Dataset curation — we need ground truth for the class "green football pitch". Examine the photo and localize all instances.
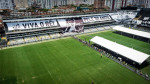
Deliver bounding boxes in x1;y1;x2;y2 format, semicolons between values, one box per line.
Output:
0;31;150;84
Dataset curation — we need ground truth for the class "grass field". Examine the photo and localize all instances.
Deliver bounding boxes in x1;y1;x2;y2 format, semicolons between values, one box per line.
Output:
0;32;150;84
77;31;150;76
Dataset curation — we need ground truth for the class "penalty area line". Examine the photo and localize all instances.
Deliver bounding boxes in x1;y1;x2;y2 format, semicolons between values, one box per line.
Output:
48;71;54;81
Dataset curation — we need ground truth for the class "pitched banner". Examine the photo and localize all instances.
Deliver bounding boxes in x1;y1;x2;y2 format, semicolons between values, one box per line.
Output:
6;19;58;31
57;17;84;33
82;14;112;23
110;11;137;22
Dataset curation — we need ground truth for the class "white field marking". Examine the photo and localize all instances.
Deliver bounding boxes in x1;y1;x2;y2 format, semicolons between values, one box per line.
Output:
16;73;49;84
48;71;52;77
35;73;48;78
48;70;56;83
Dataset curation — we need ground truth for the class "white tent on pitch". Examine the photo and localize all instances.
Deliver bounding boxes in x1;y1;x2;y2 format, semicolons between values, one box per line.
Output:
90;36;150;65
113;26;150;39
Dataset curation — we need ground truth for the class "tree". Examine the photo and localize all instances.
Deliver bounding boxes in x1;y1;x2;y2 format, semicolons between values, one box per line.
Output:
54;6;58;9
38;8;49;12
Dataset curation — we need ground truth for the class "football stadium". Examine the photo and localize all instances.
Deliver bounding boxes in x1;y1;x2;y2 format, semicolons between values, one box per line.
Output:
0;9;150;84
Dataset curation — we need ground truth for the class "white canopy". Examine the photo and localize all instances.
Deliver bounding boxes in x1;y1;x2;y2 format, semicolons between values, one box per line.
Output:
90;36;149;64
113;26;150;39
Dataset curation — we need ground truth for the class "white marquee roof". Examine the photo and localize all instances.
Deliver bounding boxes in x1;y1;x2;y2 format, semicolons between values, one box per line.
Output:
113;26;150;39
90;36;149;64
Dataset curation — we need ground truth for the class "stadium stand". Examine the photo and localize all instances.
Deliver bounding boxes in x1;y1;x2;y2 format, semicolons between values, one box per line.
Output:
0;10;140;47
134;8;150;31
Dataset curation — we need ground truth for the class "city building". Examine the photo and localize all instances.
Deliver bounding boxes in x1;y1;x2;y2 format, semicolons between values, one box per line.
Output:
1;0;149;11
0;0;14;10
33;0;52;9
105;0;128;11
94;0;105;9
56;0;67;6
82;0;94;5
28;0;33;7
34;0;68;9
14;0;29;10
130;0;150;8
65;0;94;6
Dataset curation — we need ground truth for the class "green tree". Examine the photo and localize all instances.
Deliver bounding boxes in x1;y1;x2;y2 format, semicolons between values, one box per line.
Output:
54;6;58;9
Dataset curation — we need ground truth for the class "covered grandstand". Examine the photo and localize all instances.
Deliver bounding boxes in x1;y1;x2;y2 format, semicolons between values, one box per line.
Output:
0;10;138;46
3;13;116;46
